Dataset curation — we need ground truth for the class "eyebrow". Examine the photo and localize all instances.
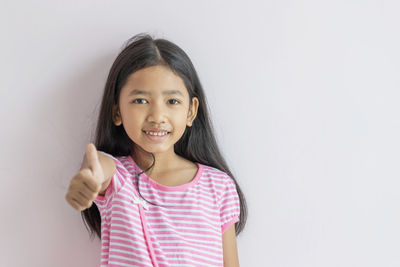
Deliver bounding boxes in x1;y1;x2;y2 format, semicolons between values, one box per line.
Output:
128;89;184;97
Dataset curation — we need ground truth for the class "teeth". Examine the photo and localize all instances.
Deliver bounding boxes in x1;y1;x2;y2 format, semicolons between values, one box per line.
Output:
145;131;169;136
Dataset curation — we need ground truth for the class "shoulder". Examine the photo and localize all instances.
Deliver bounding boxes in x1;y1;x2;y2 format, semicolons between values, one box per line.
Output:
94;152;136;207
98;151;127;164
199;164;241;229
200;164;234;183
198;164;237;196
98;151;134;176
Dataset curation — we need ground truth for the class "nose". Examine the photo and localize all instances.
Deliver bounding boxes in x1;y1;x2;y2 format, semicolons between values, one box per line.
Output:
146;102;167;124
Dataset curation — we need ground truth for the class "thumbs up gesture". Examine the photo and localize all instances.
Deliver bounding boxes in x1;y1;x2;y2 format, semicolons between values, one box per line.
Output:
65;143;105;211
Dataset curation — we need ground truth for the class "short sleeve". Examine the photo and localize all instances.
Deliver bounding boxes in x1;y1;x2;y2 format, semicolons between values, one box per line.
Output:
93;151;130;209
219;175;241;234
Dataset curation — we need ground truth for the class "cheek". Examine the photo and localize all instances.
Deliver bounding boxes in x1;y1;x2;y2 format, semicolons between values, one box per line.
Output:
174;118;190;137
174;112;189;125
120;112;141;131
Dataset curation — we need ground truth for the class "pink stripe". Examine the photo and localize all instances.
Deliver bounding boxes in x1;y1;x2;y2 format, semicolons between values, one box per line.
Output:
108;254;151;267
146;210;219;218
139;205;159;267
151;228;218;236
138;192;219;207
151;231;220;242
109;225;146;237
221;216;239;233
162;247;223;262
158;241;221;253
109;244;148;257
108;237;148;251
167;253;222;266
155;235;221;248
147;219;217;229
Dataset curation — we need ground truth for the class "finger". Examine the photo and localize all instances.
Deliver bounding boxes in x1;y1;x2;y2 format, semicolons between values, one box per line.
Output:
86;143;104;183
78;169;101;193
71;199;85;211
65;194;87;211
66;198;80;210
71;192;92;210
78;186;98;201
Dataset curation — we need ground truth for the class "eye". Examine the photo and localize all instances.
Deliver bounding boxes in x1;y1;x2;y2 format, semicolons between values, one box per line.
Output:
132;99;148;104
168;99;180;105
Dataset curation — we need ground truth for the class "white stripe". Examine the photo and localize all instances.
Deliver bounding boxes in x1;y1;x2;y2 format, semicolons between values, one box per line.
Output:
109;222;147;240
108;235;164;254
220;205;240;215
108;243;151;259
158;239;221;253
150;223;219;235
149;221;220;232
108;252;152;266
151;229;221;240
153;233;221;247
146;215;219;229
163;249;222;266
157;242;221;258
137;185;217;199
143;201;219;214
146;216;219;228
105;209;142;225
107;229;146;245
137;191;218;206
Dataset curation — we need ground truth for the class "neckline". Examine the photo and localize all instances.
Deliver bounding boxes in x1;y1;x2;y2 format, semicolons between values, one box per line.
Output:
127;155;203;192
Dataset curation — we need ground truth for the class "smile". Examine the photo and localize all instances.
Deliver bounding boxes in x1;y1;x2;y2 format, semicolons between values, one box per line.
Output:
144;131;170;136
142;130;170;143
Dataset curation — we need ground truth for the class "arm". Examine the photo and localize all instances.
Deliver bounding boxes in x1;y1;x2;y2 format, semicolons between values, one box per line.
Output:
222;224;240;267
96;152;116;196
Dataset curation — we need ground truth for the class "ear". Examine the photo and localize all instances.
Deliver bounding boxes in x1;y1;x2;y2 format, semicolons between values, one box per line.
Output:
112;104;122;126
187;97;199;127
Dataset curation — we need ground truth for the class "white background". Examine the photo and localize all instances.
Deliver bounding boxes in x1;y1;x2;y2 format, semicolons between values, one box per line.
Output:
1;0;399;266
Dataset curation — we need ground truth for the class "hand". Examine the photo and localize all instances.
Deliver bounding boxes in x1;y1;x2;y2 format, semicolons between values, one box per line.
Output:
65;143;105;211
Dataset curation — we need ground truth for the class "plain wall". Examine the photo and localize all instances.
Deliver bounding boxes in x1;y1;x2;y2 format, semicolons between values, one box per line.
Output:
1;0;399;266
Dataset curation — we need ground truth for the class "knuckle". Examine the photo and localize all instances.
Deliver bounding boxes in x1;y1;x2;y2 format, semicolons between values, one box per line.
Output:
70;177;80;186
76;169;89;180
95;184;102;192
91;192;98;200
68;184;79;194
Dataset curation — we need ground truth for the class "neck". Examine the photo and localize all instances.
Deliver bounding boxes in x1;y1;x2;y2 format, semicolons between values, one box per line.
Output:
131;145;179;175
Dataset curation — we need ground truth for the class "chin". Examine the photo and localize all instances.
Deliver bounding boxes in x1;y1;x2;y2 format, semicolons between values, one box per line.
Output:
135;144;171;155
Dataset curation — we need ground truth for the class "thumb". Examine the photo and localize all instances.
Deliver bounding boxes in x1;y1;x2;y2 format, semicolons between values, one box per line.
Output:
86;143;105;183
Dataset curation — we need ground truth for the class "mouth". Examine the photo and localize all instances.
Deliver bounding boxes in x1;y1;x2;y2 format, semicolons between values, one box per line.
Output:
142;130;171;142
142;130;171;136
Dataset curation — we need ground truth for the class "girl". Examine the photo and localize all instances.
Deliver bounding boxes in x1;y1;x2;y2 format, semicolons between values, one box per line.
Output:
65;33;247;267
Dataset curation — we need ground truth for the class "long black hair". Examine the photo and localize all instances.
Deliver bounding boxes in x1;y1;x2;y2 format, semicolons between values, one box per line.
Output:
82;33;247;239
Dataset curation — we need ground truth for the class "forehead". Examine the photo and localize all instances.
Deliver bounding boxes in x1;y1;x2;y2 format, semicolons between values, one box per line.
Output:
121;65;188;97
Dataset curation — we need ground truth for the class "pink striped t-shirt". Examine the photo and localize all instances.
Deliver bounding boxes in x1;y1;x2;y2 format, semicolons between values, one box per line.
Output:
93;152;241;267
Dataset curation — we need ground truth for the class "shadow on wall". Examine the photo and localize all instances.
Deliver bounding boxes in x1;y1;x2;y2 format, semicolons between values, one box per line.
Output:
42;52;118;190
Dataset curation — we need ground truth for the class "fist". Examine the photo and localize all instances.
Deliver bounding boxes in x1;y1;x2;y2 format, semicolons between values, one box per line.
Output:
65;143;105;211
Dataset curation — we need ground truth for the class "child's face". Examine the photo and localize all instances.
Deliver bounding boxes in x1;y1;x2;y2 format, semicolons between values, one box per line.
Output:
113;65;199;155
